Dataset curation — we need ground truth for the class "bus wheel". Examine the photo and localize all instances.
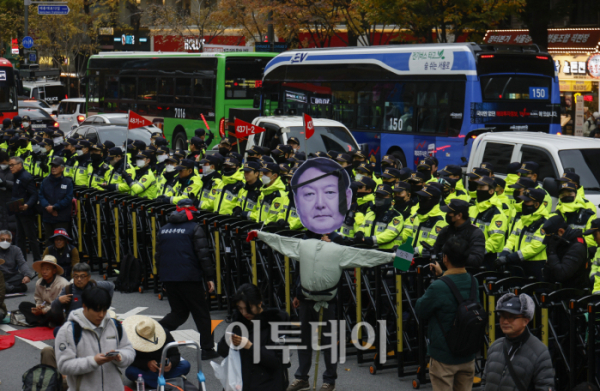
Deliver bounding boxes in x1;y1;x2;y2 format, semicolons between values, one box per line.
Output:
173;131;188;150
388;148;407;168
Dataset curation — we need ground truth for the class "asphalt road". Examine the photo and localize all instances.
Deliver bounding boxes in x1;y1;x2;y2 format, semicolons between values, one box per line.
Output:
0;253;421;391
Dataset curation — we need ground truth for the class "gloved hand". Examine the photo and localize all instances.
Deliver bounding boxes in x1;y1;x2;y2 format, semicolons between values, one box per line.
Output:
544;235;560;254
506;251;520;264
499;250;511;258
494;256;508;268
354;231;365;244
106;184;117;192
419;247;432;260
232;206;242;217
276;219;290;229
363;236;374;247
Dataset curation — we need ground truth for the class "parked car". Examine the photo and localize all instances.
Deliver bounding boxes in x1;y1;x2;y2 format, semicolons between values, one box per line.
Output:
70;124;153;148
18;98;53;115
54;98;86;133
467;132;600;209
18;107;58;130
79;113;129;127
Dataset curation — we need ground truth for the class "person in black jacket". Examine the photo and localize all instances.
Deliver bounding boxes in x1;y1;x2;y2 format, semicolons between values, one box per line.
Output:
433;199;485;268
218;283;290;391
10;155;42;262
0;151;16;235
39;157;73;245
541;215;589;289
124;315;190;389
156;199;218;360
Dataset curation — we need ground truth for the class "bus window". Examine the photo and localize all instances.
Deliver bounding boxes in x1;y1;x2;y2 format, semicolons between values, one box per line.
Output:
158;78;174;104
138;78;157;101
120;77;136;100
175;78;192;105
482;142;514;174
106;76;119;99
193;78;213;107
384;82;415;132
481;76;551;100
415;82;464;135
225;57;270;99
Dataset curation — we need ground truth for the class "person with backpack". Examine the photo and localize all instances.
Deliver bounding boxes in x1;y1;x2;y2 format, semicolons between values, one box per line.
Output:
484;293;555;391
55;286;134;390
415;236;485;391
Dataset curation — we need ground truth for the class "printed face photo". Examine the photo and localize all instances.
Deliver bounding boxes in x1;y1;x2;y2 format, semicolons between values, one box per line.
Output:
295;164;352;234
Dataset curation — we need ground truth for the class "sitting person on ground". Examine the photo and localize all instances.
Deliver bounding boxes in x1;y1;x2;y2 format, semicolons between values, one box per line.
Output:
56;286;135;390
0;229;36;293
50;262;114;327
484;293;555;390
42;229;79;279
124;315;191;389
19;255;69;326
217;283;290;391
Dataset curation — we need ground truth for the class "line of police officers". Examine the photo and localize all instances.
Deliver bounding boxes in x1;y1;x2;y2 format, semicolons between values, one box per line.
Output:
3;116;600;294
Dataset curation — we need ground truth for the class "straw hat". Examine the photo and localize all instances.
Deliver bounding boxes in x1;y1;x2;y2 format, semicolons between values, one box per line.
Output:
123;315;166;353
32;255;64;276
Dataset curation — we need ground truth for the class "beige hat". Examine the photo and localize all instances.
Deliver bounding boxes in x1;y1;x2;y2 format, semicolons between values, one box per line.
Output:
123;315;167;352
0;259;4;265
32;255;64;276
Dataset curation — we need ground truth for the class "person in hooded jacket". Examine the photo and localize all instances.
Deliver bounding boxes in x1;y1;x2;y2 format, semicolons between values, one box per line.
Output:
249;163;287;224
405;184;448;255
556;171;597;215
355;184;404;250
0;151;16;234
551;181;596;249
493;177;513;222
211;156;244;215
155;155;179;198
541;215;589;289
125;150;157;199
338;177;376;239
165;158;203;205
198;153;223;210
217;283;290;391
392;181;416;219
233;161;263;219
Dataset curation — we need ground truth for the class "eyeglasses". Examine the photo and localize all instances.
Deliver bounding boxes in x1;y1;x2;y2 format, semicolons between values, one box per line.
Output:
73;274;90;280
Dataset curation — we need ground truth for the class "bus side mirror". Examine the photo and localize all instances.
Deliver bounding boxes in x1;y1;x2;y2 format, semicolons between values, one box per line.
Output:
253;94;260;109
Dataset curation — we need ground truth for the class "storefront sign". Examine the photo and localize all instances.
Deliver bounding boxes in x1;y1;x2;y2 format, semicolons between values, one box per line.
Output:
559;80;593;92
574;95;584;136
484;28;600;52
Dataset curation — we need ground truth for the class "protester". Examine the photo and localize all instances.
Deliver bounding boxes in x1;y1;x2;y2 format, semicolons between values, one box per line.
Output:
124;315;190;388
484;293;555;390
56;286;135;390
18;255;69;326
415;237;477;391
0;229;35;293
0;258;6;318
42;229;79;279
156;199;218;360
0;150;16;234
38;157;73;245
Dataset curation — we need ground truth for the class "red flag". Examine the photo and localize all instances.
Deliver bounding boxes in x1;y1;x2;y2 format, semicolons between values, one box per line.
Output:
235;118;265;138
304;113;314;140
127;111;153;130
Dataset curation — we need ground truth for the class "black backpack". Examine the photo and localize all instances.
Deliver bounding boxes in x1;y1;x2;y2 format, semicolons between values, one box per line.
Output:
22;364;61;391
435;275;487;357
114;254;142;293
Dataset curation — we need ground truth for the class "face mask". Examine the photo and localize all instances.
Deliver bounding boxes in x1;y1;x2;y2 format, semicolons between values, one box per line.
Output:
418;171;432;182
410;183;423;194
22;122;30;128
32;145;40;153
76;150;84;156
19;140;27;148
560;196;575;204
352;161;362;169
40;149;48;155
394;197;408;209
476;190;493;203
53;137;63;145
157;154;168;163
203;166;214;175
445;213;455;225
521;204;537;216
355;174;364;182
468;180;478;191
357;191;369;199
223;168;236;176
261;175;271;185
374;197;392;211
91;154;102;163
165;164;176;173
0;241;10;250
218;147;229;156
136;159;146;168
417;196;437;214
0;164;7;170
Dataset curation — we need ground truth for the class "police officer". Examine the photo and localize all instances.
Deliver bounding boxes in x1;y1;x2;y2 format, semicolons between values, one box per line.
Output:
51;129;66;157
494;177;513;221
155;155;179;199
123;150;157;199
351;150;367;175
438;176;469;204
246;146;263;163
335;153;354;182
217;138;233;157
541;215;588;289
381;167;402;186
406;171;428;205
35;139;53;177
155;146;170;177
249;162;286;224
339;177;376;239
198;154;223;210
433;199;485;268
405;185;448;256
416;158;437;183
277;166;304;230
100;147;133;193
392;181;415;219
21;115;33;137
72;140;92;187
154;137;168;149
355;184;404;250
556;171;597;214
127;140;146;163
355;162;381;186
233;161;263;219
210;157;244;215
6;136;19;157
470;176;509;268
2;118;12;131
381;154;401;170
287;136;300;153
504;162;522;203
194;128;214;147
16;135;33;173
187;137;204;162
62;138;78;178
439;164;466;194
552;181;596;248
12;116;22;131
30;137;45;177
585;219;600;291
167;159;203;205
271;144;294;165
506;177;536;237
517;161;552;213
497;188;549;281
88;144;111;190
466;167;492;200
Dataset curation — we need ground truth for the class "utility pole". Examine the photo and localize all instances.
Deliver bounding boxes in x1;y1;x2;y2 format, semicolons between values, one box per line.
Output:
267;11;274;51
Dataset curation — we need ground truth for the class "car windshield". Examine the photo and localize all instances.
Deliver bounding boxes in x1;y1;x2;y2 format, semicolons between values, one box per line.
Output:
287;126;357;154
559;149;600;192
18;108;52;120
98;126;152;147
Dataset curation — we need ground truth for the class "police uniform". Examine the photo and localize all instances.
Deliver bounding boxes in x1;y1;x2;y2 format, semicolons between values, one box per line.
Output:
155;156;179;198
87;145;111;190
392;181;416;220
416;158;437;184
198;154;224;210
517;162;552;214
249;163;286;224
126;150;157;199
210;157;244;215
235;162;263;217
504;162;521;204
405;185;448;255
493;177;513;223
169;159;203;205
551;181;596;248
357;184;404;250
101;148;133;193
339;177;376;238
557;172;597;215
439;164;466;194
466;166;492;201
584;220;600;292
62;138;79;178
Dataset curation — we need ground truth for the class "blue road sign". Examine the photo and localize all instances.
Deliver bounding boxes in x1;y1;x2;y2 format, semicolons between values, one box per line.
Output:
37;5;70;15
29;53;36;62
22;36;34;49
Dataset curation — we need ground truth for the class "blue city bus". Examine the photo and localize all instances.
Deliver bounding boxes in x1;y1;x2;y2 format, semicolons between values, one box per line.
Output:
260;43;560;169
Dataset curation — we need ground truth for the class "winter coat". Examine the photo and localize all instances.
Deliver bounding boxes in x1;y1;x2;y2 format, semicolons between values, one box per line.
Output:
217;308;290;391
433;220;486;268
50;281;115;320
0;165;16;231
38;173;73;223
484;328;555;391
155;210;215;282
415;269;478;365
543;228;589;290
34;275;70;314
56;308;135;391
11;168;38;216
0;245;36;278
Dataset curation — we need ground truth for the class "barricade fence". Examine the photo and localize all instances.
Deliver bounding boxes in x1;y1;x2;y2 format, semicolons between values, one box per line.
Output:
25;185;600;389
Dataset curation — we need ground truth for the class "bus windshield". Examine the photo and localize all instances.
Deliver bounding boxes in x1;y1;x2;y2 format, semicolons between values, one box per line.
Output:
0;85;16;111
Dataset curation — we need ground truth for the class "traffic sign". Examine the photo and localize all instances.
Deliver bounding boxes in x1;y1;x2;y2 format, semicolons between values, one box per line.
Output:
37;5;70;15
22;36;34;49
29;53;36;62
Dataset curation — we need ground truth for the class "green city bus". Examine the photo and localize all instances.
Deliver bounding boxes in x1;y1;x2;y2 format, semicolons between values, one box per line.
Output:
86;51;277;149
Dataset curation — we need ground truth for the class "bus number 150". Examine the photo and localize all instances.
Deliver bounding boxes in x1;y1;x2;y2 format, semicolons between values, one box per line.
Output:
388;118;403;131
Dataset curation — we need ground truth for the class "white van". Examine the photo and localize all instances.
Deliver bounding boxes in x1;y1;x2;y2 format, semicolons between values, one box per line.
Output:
467;132;600;209
55;98;86;133
22;81;67;109
247;116;360;155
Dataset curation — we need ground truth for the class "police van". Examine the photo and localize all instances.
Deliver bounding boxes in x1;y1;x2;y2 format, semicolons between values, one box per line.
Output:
467;132;600;209
22;81;67;110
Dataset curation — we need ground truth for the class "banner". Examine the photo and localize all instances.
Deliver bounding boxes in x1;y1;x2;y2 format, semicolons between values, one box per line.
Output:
128;111;152;130
234;118;265;138
303;113;314;139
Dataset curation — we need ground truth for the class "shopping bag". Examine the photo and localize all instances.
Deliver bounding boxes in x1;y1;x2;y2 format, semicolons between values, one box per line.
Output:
210;348;243;391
